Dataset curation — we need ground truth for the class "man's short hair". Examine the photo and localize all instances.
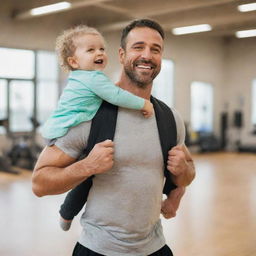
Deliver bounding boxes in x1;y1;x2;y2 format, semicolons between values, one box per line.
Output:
120;19;165;49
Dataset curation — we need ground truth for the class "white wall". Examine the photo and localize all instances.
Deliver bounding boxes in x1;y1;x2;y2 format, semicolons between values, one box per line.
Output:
223;37;256;145
165;35;225;134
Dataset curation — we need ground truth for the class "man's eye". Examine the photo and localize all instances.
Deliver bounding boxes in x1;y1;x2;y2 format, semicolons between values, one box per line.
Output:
152;48;160;54
134;46;143;50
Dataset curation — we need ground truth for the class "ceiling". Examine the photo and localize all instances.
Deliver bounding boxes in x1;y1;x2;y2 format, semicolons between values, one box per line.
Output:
5;0;256;38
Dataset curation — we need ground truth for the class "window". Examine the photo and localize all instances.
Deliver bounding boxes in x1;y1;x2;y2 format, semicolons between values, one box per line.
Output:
0;47;59;133
191;81;213;132
0;79;7;120
0;79;7;133
10;81;34;132
36;51;59;126
252;80;256;126
0;48;34;79
152;59;174;107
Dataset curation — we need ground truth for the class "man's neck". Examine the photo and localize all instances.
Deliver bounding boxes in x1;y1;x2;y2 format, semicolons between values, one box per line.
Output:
116;74;152;100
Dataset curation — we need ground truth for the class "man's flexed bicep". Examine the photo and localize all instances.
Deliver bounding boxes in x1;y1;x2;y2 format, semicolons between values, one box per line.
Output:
32;140;114;197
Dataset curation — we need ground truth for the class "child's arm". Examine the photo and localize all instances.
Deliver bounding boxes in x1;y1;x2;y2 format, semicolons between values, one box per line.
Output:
161;186;185;219
87;71;154;117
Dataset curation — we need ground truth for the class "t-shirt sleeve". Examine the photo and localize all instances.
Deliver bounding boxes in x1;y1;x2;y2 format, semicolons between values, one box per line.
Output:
87;71;145;110
171;108;186;145
52;121;91;159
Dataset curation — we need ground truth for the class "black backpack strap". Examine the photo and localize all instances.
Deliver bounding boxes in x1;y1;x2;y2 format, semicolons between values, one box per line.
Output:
81;100;118;158
79;100;118;188
151;96;178;195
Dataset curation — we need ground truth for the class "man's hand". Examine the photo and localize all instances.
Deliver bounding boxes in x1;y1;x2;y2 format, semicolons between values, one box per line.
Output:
167;145;195;187
167;145;187;176
83;139;114;176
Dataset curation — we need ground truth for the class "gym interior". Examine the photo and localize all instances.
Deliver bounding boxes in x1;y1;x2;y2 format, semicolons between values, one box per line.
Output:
0;1;256;256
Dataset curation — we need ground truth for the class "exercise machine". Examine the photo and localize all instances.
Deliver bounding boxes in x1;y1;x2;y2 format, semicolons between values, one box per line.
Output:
0;119;19;174
7;117;42;170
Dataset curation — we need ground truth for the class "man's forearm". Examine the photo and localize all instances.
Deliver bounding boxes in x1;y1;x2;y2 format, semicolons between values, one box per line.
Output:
32;160;91;197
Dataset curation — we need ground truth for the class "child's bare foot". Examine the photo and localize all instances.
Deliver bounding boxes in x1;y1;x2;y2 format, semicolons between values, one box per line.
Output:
60;216;72;231
161;186;185;219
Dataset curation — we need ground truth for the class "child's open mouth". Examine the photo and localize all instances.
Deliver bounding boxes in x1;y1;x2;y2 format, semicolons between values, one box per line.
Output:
95;59;103;64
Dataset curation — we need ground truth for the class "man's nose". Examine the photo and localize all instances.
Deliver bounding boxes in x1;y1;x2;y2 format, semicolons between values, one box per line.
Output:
141;48;152;59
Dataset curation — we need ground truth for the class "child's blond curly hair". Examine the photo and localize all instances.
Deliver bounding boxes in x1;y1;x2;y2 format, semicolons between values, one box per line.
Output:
55;25;102;72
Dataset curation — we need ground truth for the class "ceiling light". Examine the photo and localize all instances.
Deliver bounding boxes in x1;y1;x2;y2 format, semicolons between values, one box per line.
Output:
172;24;212;35
235;29;256;38
30;2;71;16
238;3;256;12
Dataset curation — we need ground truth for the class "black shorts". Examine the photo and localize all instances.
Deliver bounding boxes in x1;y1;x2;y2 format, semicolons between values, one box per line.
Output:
72;242;173;256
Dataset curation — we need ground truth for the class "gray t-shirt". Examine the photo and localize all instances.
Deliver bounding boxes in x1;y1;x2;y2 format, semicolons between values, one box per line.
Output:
55;107;185;256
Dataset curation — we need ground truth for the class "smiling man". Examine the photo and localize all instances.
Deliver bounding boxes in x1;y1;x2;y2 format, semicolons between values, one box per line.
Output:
120;26;162;88
32;19;195;256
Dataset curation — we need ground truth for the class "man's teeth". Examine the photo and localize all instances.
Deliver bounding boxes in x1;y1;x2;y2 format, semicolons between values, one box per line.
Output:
136;65;152;69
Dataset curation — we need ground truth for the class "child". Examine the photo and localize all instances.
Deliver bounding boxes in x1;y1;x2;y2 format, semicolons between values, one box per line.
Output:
42;25;153;140
42;25;184;231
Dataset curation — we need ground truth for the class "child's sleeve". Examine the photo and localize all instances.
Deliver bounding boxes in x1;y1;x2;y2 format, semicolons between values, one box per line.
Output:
87;71;145;110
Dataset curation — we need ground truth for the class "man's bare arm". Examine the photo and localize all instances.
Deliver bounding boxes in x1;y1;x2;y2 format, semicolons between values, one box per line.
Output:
32;140;114;197
167;145;195;187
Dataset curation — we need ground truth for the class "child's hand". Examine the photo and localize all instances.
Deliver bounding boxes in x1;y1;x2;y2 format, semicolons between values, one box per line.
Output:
141;100;154;118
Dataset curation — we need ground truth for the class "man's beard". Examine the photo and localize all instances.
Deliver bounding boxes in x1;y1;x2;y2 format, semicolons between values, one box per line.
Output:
124;59;160;88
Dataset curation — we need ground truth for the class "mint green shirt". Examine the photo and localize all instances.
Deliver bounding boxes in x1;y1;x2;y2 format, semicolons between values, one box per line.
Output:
41;70;145;139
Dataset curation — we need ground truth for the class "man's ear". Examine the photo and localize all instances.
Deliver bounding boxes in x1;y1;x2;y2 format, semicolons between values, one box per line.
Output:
119;47;125;64
67;56;79;69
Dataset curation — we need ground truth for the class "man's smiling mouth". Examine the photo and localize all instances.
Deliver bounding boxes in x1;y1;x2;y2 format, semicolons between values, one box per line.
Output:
135;60;156;70
136;64;152;69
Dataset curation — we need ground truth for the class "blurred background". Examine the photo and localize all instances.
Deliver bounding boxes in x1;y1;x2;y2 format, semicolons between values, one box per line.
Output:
0;1;256;256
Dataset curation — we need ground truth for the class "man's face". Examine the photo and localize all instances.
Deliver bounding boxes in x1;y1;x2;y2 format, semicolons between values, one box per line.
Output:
119;27;163;88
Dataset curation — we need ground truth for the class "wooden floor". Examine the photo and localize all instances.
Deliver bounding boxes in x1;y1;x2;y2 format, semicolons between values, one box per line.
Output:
0;152;255;256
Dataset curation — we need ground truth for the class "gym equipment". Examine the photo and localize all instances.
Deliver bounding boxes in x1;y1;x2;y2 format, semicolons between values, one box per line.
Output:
198;132;221;152
220;112;228;150
233;111;243;128
7;117;42;170
0;119;19;174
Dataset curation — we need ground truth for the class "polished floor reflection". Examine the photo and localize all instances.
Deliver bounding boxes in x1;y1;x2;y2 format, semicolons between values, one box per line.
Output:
0;153;255;256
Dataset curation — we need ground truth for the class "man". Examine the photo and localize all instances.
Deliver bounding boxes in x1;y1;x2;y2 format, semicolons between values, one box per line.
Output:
32;19;195;256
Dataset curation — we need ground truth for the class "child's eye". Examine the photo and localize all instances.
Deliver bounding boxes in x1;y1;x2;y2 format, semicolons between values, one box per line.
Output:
87;48;94;52
100;48;105;51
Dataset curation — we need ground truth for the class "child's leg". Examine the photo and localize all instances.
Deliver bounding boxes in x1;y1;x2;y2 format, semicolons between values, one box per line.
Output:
161;186;185;219
59;177;93;231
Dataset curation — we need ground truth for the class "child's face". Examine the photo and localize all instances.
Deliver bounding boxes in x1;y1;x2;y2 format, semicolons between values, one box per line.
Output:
69;33;107;71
